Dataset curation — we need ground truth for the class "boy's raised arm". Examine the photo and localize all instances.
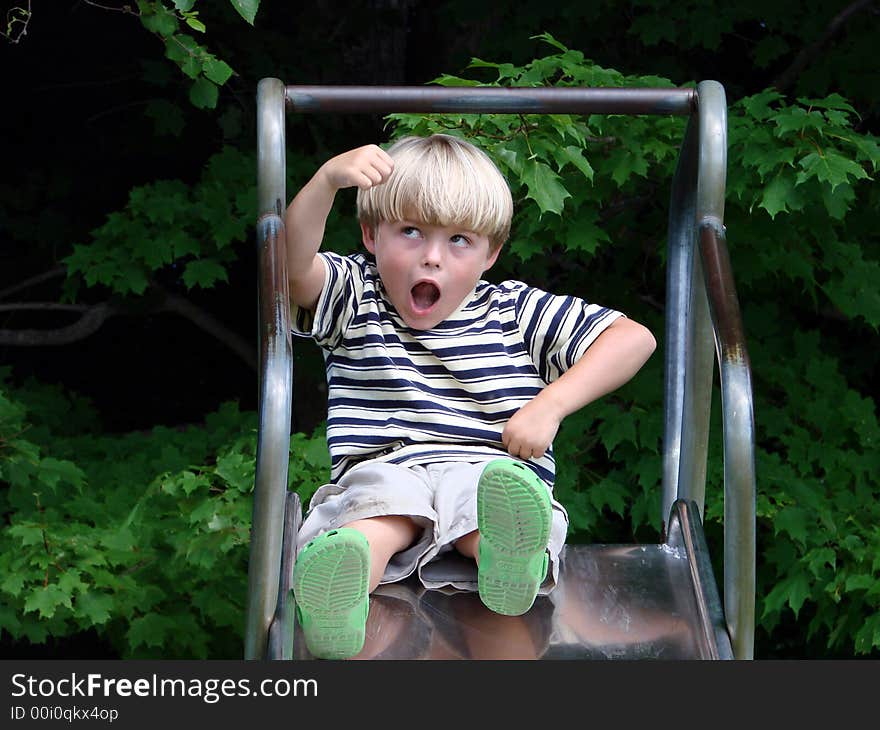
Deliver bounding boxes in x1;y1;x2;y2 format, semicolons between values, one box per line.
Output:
284;144;394;310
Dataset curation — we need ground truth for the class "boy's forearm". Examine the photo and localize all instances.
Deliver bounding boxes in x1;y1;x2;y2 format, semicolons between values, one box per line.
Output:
535;317;657;420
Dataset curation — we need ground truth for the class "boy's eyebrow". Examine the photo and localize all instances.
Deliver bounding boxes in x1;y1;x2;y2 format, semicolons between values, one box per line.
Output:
396;218;481;236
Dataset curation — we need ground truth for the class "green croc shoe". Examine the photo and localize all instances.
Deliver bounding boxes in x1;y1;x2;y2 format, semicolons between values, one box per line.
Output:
293;528;370;659
477;459;551;616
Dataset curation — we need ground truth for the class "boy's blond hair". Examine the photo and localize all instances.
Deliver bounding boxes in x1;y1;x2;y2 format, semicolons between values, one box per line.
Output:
357;134;513;252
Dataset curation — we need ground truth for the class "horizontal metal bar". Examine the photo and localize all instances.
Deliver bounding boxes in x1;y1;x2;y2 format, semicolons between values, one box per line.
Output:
285;85;696;115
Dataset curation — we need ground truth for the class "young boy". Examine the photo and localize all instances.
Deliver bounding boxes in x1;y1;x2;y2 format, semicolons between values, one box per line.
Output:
286;134;656;659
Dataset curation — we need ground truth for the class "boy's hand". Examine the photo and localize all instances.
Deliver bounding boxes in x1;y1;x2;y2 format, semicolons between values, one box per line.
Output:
502;399;562;460
320;145;394;191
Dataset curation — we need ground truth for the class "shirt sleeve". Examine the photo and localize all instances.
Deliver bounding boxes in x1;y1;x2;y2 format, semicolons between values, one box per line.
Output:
290;252;365;350
513;283;624;383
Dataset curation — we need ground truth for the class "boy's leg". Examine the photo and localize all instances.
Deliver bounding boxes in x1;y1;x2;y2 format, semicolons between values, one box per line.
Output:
293;515;420;659
344;515;421;591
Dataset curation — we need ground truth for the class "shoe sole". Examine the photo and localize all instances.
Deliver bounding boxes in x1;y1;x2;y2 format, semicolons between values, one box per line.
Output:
477;459;551;616
292;528;370;659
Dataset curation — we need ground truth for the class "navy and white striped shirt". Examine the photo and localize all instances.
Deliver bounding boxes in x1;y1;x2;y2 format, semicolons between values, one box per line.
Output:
292;252;622;487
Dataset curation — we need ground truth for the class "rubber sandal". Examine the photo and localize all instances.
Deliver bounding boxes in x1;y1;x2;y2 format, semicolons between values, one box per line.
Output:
477;459;551;616
292;528;370;659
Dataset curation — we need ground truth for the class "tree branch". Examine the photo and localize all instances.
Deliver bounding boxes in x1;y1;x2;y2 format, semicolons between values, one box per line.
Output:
0;267;66;301
0;303;114;346
2;1;32;43
772;0;877;93
0;290;258;372
156;288;257;372
0;302;90;313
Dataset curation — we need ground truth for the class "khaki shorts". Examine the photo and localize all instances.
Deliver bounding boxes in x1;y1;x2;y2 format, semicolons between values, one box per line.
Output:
296;460;569;594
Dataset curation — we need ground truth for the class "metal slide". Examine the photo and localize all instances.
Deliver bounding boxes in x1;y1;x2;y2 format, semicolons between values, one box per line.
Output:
248;81;756;661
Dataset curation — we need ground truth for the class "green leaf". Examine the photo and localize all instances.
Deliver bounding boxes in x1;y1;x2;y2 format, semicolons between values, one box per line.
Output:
762;573;811;619
774;506;810;547
76;592;114;625
853;614;880;654
805;547;836;577
189;77;219;109
180;471;210;496
302;437;330;470
521;160;570;215
786;574;811;618
173;0;196;11
758;173;805;218
140;4;178;37
215;451;253;491
182;259;228;289
101;527;137;553
589;475;628;517
8;524;45;547
597;410;638;455
772;107;826;136
797;93;859;116
553;145;594;181
38;457;85;491
228;0;259;25
1;572;26;597
203;58;234;86
184;16;206;33
0;603;23;636
821;181;856;219
24;584;72;619
129;613;174;649
607;146;649;186
797;151;869;191
844;574;876;592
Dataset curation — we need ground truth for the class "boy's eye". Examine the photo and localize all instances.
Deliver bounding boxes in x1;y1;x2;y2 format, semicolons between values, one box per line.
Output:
450;234;471;247
401;226;421;238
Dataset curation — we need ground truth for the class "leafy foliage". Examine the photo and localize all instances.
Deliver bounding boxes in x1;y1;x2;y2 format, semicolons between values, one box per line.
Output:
135;0;259;108
63;147;256;298
0;371;328;658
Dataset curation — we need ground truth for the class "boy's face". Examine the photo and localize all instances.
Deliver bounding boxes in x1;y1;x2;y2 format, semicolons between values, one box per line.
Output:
361;219;500;330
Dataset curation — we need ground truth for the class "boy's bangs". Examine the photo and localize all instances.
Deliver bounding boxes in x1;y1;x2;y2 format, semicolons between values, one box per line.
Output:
378;162;502;236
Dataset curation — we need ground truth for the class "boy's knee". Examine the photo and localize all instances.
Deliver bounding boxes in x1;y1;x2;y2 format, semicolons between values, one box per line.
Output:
343;514;421;555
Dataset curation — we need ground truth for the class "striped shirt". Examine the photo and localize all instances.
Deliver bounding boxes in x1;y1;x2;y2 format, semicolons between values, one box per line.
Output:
292;252;622;487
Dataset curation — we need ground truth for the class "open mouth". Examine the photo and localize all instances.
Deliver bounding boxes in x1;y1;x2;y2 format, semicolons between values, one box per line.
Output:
410;281;440;312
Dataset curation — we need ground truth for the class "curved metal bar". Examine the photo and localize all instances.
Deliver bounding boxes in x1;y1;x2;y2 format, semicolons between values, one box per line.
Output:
285;85;695;116
678;248;714;517
245;77;293;660
695;81;756;660
267;491;301;660
661;115;698;531
665;500;734;659
699;222;757;661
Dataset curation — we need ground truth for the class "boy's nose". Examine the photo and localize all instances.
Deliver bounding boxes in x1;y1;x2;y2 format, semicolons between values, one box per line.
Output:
422;238;444;268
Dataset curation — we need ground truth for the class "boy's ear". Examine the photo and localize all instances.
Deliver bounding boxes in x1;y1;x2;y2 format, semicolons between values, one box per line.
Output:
483;244;502;272
360;222;376;254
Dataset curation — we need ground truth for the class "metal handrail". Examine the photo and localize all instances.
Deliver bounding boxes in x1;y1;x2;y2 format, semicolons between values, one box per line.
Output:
246;78;292;660
247;79;756;659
